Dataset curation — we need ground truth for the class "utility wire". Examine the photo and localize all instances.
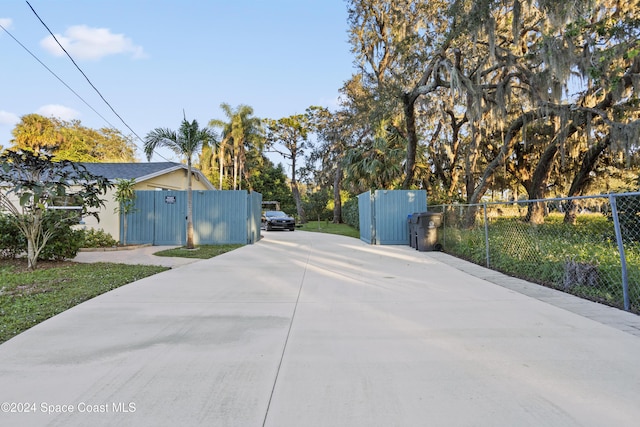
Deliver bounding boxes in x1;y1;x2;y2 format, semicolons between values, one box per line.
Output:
0;21;118;131
24;1;171;162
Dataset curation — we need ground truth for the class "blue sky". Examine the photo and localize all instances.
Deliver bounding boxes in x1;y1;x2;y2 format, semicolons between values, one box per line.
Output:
0;0;354;163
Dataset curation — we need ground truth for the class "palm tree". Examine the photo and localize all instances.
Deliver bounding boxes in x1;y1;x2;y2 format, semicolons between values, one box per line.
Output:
144;117;217;249
343;121;405;192
209;103;263;190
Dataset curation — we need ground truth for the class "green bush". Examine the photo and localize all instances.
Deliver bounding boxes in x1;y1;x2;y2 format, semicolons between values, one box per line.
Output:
303;190;332;222
38;211;84;261
342;197;359;230
0;211;93;261
81;228;118;248
0;214;25;259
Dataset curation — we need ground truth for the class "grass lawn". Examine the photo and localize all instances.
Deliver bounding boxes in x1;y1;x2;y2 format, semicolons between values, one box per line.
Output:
297;221;360;239
442;213;640;313
154;244;244;259
0;260;168;344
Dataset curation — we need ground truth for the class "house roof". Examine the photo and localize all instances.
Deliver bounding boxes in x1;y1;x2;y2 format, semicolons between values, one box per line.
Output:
78;162;216;190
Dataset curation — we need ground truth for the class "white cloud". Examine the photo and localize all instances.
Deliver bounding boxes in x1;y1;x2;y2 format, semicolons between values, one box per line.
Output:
36;105;80;121
0;110;19;125
318;94;343;112
0;18;12;30
40;25;147;60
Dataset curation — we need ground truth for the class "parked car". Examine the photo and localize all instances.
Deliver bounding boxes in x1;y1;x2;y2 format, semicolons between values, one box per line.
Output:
262;210;295;231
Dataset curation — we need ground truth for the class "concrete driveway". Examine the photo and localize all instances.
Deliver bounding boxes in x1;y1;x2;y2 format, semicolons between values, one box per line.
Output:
1;231;640;426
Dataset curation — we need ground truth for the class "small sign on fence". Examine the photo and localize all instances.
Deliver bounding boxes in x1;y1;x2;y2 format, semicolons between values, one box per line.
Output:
164;195;176;204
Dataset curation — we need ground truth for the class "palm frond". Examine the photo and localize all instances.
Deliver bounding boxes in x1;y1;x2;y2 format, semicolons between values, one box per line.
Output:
143;128;179;160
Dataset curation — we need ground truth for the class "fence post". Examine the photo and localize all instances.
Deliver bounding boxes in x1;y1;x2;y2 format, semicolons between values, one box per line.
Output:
370;190;377;245
483;203;490;268
441;204;446;246
609;194;630;311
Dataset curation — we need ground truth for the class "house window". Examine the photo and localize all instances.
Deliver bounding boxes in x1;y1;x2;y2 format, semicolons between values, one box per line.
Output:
48;195;83;224
47;206;84;224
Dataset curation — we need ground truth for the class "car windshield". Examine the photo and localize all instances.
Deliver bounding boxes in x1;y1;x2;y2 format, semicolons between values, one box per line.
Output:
265;211;288;218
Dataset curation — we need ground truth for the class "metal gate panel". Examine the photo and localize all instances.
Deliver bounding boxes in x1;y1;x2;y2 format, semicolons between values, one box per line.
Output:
121;191;155;244
373;190;427;244
357;190;427;245
358;191;374;244
247;192;262;244
154;191;186;245
193;191;247;244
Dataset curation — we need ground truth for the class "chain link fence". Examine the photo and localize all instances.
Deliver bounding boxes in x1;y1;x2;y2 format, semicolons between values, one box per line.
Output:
431;193;640;313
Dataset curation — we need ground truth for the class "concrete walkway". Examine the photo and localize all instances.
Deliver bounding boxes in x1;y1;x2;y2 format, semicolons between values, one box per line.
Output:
1;231;640;426
73;245;201;268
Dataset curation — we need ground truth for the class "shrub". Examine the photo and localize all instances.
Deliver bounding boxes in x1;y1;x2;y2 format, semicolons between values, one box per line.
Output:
38;211;84;261
0;211;92;261
0;214;25;259
303;190;332;222
342;197;359;230
81;228;118;248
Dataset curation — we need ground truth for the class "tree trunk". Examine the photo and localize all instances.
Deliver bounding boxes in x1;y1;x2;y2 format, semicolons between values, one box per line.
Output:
526;201;546;225
332;162;343;223
402;93;418;189
233;153;238;190
462;204;479;229
123;215;128;246
27;234;37;270
524;140;559;224
290;156;306;223
292;181;305;223
186;158;195;249
461;124;484;229
564;136;610;224
20;210;51;270
218;143;224;190
525;119;579;224
25;213;45;270
465;121;482;202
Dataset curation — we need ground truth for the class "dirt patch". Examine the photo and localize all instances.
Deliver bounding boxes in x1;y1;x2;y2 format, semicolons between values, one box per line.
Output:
0;258;78;273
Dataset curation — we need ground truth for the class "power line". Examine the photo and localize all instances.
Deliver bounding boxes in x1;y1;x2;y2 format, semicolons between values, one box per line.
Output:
23;1;171;161
0;21;118;131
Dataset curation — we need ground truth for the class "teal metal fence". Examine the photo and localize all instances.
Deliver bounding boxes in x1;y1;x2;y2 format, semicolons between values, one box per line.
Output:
122;190;262;246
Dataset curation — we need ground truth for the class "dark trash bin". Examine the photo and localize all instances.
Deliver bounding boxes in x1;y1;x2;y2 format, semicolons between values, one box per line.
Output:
408;213;420;248
415;212;443;252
